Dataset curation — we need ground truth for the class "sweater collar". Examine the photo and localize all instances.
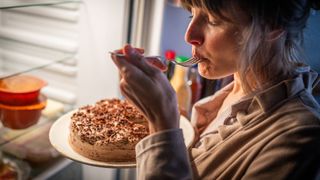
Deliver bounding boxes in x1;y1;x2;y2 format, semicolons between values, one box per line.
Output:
234;69;319;126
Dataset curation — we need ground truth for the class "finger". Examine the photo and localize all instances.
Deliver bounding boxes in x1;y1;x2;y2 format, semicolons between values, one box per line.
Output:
112;56;159;99
112;46;144;55
110;46;145;70
123;45;162;75
145;57;168;72
135;47;145;54
111;45;166;73
119;81;149;118
110;52;143;78
111;50;157;93
119;63;156;95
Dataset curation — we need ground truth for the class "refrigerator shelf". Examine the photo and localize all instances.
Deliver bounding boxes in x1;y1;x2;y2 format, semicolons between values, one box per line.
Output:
0;37;76;79
0;0;82;9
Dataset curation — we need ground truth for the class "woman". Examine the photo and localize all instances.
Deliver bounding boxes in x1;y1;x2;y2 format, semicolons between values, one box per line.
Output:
111;0;320;179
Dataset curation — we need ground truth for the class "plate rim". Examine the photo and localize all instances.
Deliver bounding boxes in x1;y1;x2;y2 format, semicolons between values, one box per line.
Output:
49;110;195;168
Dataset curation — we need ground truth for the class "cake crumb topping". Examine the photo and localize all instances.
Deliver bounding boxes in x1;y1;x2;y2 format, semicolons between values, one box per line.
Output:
70;99;149;145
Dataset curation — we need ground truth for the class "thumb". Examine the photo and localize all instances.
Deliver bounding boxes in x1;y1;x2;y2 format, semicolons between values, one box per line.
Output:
122;44;161;75
123;44;142;58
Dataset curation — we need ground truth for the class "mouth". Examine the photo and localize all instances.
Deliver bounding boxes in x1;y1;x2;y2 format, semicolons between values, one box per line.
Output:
192;48;212;64
193;52;208;63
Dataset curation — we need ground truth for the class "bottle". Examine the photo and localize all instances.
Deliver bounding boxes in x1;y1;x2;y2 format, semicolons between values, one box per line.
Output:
165;50;176;80
188;66;202;106
170;56;192;118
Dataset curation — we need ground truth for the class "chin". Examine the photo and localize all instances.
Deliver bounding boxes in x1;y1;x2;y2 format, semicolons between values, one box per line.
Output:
198;62;218;79
198;63;233;80
199;72;221;80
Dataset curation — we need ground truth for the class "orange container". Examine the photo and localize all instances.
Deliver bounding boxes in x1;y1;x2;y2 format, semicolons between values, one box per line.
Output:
0;95;47;129
0;75;47;106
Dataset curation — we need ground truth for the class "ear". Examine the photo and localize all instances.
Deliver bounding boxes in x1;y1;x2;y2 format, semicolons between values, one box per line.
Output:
266;29;285;41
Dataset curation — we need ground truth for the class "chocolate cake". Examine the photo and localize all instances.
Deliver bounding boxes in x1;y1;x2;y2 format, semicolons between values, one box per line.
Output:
69;99;149;162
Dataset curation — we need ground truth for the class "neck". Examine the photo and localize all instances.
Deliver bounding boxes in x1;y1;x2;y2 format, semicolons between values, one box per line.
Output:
230;73;246;99
216;73;246;114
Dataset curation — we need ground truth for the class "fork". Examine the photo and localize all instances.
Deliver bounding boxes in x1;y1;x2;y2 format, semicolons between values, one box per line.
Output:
109;52;200;67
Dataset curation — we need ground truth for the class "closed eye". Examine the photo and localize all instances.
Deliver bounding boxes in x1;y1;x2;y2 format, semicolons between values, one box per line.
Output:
208;20;219;26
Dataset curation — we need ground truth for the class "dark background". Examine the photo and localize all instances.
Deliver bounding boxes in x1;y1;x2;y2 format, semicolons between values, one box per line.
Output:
304;10;320;72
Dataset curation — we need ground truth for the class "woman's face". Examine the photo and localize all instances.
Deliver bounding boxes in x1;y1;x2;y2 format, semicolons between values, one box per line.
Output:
185;8;241;79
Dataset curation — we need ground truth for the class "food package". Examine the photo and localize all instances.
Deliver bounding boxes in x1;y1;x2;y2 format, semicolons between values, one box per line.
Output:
41;99;65;120
0;151;31;180
1;122;59;164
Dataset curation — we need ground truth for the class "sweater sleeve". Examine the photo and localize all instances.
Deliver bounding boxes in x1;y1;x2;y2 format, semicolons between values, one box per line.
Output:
243;126;320;180
135;129;193;180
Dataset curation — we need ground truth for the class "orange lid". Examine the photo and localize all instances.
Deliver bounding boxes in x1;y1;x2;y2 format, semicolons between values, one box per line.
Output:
0;94;47;110
0;75;47;93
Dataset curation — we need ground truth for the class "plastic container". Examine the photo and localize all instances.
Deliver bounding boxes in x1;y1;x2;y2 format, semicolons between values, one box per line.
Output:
0;95;47;129
0;75;47;106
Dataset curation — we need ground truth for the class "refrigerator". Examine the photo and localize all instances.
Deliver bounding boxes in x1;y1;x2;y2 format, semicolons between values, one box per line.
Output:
0;0;319;179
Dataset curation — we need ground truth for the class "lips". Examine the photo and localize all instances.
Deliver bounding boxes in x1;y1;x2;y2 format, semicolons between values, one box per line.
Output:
192;48;210;63
193;49;204;58
193;52;207;63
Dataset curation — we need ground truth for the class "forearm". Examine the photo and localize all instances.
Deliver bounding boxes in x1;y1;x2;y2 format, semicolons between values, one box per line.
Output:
135;129;193;180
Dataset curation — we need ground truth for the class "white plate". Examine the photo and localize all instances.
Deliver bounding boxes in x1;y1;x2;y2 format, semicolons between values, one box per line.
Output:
49;110;195;168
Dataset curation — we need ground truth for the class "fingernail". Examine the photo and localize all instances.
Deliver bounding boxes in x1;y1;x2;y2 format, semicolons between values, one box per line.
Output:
125;44;137;55
124;44;131;53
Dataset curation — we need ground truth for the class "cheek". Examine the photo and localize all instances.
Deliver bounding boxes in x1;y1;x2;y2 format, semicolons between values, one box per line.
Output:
207;32;227;52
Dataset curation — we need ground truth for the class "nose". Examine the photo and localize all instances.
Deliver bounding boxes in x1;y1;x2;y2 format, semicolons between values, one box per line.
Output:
185;18;204;46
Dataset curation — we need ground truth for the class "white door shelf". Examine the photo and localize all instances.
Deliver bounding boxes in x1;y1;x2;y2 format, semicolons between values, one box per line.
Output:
0;0;82;9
